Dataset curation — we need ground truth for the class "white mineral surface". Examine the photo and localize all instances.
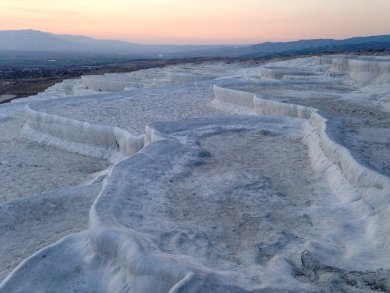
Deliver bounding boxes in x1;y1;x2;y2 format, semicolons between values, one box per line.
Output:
1;55;390;292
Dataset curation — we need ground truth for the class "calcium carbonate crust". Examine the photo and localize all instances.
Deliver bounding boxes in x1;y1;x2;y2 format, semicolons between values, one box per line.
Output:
212;85;390;243
2;56;390;292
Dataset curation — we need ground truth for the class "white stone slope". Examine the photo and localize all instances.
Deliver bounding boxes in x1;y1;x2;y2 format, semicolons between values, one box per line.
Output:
24;103;144;162
3;115;390;292
329;56;390;86
16;62;242;161
0;101;110;280
1;56;390;292
224;55;390;177
211;56;390;238
264;55;390;111
0;62;236;284
212;85;390;242
0;184;101;282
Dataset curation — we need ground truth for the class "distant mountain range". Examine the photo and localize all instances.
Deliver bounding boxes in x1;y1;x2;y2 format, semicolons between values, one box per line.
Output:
0;29;235;58
1;29;390;58
238;35;390;57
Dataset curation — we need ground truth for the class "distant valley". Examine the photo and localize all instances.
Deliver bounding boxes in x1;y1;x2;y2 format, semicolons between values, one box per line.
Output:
1;29;390;59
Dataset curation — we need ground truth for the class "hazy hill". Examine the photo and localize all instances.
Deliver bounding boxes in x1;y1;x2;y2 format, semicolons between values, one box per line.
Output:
0;29;230;58
0;29;144;53
196;36;390;57
238;35;390;57
0;29;389;58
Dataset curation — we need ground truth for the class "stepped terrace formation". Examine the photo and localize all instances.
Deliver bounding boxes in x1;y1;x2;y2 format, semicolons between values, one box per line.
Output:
1;55;390;292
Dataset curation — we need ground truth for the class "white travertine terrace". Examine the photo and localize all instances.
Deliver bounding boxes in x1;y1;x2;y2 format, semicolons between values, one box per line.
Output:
24;104;144;161
330;57;390;85
212;85;390;242
1;55;390;292
82;73;133;92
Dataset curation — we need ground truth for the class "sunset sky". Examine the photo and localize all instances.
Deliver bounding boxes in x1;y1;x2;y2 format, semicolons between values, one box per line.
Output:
0;0;389;44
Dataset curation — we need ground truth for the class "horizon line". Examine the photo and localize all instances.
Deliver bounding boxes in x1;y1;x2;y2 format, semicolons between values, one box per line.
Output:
2;28;390;47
